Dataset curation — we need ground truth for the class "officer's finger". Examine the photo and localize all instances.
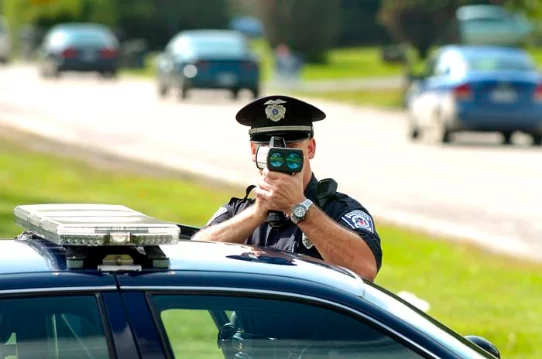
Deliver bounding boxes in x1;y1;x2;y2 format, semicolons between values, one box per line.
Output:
254;186;271;199
258;179;272;191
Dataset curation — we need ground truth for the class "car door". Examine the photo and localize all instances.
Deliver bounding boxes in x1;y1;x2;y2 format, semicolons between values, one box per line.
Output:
119;271;440;359
0;271;139;359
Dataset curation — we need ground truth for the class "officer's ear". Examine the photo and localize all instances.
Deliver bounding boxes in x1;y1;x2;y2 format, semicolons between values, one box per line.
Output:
250;142;258;162
307;137;316;160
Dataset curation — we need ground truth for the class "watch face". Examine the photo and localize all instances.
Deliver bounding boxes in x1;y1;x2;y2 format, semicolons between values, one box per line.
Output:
293;206;305;218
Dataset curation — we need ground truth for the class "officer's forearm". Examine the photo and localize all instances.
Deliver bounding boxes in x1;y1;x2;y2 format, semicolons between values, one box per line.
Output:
296;206;378;281
192;206;265;244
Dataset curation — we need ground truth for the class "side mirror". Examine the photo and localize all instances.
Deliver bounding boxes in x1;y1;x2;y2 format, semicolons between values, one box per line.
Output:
464;335;501;358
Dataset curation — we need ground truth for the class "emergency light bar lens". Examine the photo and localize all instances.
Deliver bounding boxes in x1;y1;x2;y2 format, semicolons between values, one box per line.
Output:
14;204;180;246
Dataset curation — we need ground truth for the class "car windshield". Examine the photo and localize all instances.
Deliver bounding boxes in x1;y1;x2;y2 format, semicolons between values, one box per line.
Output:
363;283;494;358
465;53;536;72
190;36;247;55
52;27;116;47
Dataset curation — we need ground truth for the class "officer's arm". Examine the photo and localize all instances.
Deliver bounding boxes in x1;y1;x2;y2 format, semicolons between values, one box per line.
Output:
192;205;266;244
295;206;379;281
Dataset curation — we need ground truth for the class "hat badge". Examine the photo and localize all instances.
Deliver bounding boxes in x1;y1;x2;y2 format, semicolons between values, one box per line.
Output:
264;99;287;122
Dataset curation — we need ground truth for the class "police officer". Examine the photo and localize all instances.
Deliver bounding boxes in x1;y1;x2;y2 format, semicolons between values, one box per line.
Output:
192;95;382;281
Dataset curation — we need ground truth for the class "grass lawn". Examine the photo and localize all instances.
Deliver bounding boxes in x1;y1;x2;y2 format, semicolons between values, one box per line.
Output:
292;88;406;109
1;134;541;358
121;40;406;83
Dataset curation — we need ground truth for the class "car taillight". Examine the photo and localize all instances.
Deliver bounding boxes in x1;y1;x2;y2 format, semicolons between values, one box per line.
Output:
453;83;472;100
533;85;542;102
61;47;77;59
99;48;118;59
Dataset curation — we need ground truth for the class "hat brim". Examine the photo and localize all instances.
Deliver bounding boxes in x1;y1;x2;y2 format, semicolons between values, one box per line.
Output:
250;130;313;142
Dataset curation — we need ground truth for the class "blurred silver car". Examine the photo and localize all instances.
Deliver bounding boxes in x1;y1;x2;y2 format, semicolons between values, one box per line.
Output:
457;5;533;46
0;16;11;64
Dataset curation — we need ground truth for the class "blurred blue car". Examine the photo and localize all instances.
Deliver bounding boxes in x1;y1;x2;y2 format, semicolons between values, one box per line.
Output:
406;45;542;145
156;30;260;100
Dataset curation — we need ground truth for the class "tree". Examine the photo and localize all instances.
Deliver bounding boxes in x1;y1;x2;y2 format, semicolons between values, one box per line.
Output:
378;0;462;60
258;0;342;64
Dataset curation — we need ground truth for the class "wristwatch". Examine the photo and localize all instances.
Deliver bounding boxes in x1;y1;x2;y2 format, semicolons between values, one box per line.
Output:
290;199;313;224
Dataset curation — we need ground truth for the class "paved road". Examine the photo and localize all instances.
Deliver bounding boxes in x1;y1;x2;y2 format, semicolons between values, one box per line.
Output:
1;64;541;262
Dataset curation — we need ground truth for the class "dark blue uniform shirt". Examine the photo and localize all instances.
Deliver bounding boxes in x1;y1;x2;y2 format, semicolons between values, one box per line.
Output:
204;173;382;272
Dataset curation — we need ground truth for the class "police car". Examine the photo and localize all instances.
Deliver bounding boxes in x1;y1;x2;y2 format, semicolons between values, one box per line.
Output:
0;204;500;359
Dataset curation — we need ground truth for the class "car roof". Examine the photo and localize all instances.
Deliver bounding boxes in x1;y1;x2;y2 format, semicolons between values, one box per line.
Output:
0;239;365;297
49;23;112;34
180;29;245;40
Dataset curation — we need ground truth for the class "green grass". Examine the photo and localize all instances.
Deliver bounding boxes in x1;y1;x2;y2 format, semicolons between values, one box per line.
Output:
293;88;406;109
120;40;406;82
1;135;541;359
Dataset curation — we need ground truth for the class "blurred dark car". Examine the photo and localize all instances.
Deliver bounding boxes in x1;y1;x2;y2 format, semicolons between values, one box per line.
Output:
405;45;542;145
156;30;260;100
37;23;120;79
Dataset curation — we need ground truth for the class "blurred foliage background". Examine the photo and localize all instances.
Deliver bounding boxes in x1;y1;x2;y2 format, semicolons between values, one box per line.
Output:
1;0;542;64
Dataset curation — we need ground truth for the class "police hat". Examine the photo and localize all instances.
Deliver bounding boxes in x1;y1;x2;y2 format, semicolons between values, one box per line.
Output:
235;95;326;142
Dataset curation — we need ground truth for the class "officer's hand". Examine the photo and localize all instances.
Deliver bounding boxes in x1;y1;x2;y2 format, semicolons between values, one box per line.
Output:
255;168;305;214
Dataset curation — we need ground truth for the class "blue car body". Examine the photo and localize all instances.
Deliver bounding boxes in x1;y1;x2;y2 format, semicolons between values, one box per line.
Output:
0;228;500;358
406;45;542;144
156;30;260;100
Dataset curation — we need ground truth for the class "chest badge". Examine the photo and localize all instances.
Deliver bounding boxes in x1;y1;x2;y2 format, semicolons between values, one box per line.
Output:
301;232;314;249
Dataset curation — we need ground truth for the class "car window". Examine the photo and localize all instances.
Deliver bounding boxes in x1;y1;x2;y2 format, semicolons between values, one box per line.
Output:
424;53;440;77
66;30;117;47
435;53;453;76
189;36;248;55
149;294;428;359
167;35;187;54
465;53;536;72
0;295;110;359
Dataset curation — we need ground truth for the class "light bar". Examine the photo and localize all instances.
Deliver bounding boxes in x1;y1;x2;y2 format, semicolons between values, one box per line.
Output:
14;204;180;246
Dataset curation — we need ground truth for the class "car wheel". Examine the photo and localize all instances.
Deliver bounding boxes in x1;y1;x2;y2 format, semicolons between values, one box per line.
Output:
158;83;169;98
433;113;452;144
231;89;240;100
100;70;118;80
179;86;189;100
501;132;513;145
407;113;421;141
532;134;542;146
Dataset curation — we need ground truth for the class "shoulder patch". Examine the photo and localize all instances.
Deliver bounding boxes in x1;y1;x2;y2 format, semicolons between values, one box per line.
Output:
341;210;374;233
206;206;229;226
